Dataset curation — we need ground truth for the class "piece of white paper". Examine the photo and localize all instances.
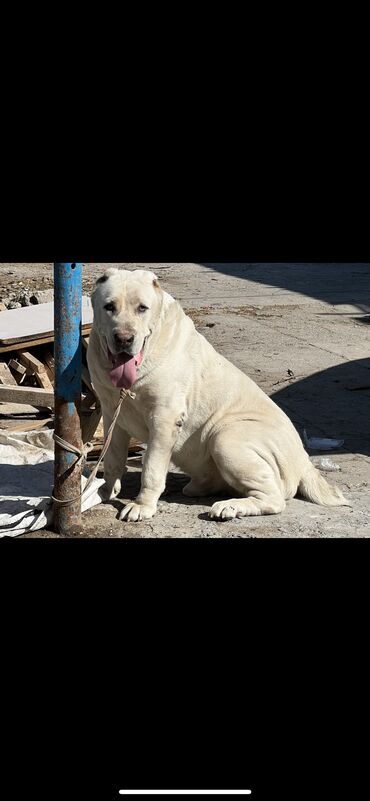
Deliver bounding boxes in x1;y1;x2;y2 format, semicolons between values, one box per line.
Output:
0;429;104;537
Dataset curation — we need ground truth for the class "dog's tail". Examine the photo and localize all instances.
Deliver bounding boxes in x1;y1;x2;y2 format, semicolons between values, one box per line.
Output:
298;463;350;507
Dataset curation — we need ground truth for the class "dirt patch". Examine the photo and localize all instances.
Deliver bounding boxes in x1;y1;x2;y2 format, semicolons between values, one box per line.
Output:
227;304;300;318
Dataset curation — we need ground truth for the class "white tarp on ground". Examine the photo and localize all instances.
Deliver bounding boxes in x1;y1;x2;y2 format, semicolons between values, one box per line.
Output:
0;429;104;537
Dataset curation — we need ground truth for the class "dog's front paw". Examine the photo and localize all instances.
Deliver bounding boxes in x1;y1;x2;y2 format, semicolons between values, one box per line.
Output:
119;501;157;522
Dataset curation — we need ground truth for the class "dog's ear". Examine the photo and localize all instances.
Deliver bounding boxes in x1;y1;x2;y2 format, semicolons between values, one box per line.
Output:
150;271;160;289
96;267;119;285
92;268;119;310
133;268;160;288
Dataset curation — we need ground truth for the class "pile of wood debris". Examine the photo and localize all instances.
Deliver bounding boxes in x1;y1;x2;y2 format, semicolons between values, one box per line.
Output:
0;299;141;461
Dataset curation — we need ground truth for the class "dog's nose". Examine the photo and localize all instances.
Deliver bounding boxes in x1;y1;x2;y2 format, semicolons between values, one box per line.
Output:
114;332;134;348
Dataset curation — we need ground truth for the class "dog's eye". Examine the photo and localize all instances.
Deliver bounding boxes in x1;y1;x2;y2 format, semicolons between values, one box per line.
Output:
138;304;148;313
104;302;116;313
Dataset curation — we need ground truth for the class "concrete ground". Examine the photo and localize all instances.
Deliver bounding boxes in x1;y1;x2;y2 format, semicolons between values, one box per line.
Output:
1;262;369;537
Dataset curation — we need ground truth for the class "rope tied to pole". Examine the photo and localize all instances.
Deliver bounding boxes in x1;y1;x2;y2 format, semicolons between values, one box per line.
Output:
52;388;136;508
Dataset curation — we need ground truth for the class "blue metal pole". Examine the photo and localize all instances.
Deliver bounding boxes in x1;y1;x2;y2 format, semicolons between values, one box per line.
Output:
53;263;83;534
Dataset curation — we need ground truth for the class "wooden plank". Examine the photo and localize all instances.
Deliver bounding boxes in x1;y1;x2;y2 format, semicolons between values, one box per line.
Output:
17;350;45;373
43;364;54;383
0;297;93;347
0;417;53;432
0;385;55;407
8;358;26;375
1;335;56;354
0;325;92;353
42;349;55;381
35;370;54;390
17;350;49;374
130;437;145;451
0;362;18;386
8;359;27;385
17;351;54;389
95;418;104;439
81;406;102;444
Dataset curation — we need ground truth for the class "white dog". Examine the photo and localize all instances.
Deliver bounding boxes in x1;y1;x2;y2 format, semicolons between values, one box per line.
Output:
87;268;348;522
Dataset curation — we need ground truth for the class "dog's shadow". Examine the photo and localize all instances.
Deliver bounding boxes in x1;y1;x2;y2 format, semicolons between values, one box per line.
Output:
109;467;233;522
103;458;317;525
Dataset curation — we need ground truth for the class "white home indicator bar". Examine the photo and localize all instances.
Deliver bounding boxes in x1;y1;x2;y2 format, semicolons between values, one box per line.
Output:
119;790;252;795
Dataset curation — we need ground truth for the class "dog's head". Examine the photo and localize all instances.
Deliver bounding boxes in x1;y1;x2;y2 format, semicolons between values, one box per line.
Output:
91;268;162;388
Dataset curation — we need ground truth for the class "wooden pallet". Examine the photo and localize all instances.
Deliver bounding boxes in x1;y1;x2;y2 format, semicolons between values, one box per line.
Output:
0;324;100;440
0;329;143;457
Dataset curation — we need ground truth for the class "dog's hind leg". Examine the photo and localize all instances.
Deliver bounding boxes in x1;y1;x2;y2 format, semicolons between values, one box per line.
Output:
182;464;227;497
209;424;286;520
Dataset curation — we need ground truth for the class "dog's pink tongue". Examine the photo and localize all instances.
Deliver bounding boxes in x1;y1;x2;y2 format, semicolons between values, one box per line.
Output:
109;351;143;389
